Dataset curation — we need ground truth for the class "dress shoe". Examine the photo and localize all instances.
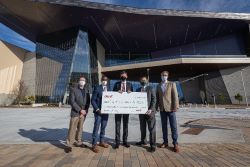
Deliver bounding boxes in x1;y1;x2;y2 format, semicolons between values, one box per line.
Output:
158;143;168;148
114;143;120;149
173;144;180;153
149;146;156;152
65;146;72;153
123;142;130;148
99;142;109;148
135;141;147;146
92;145;99;153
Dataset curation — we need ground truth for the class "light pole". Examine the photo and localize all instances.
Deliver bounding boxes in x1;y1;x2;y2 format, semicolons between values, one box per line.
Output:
240;69;248;107
147;68;150;82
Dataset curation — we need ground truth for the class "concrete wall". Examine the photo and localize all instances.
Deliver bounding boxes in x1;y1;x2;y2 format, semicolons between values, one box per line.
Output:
0;41;26;105
220;65;250;104
21;52;36;96
179;77;201;103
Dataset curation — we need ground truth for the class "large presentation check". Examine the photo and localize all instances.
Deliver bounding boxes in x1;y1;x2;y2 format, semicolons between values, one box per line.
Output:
101;91;148;114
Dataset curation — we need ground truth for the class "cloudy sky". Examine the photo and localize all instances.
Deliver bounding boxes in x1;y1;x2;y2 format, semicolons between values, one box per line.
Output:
0;0;249;52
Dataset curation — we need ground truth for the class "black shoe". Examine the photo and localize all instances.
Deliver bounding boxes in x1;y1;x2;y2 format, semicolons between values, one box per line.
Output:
136;141;147;146
149;147;156;152
65;146;72;153
114;144;120;149
123;142;130;148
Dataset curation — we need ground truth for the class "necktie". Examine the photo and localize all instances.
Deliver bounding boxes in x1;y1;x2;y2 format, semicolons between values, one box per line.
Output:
103;86;107;92
121;83;126;92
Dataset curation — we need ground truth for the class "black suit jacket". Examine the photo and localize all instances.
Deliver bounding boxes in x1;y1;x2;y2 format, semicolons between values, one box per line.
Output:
136;85;156;114
113;81;133;92
69;85;90;117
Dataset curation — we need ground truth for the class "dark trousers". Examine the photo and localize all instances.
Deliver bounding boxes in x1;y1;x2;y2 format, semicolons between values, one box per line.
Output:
160;111;178;145
92;113;109;145
139;114;156;147
115;114;129;144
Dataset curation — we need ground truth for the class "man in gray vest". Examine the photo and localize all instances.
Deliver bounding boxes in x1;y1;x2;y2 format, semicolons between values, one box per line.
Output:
66;76;90;152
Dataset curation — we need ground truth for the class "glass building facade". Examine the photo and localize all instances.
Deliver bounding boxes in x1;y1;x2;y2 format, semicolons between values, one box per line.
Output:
105;33;248;66
36;27;99;103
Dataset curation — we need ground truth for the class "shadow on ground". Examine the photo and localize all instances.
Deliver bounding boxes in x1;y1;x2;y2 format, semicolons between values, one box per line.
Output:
18;128;116;151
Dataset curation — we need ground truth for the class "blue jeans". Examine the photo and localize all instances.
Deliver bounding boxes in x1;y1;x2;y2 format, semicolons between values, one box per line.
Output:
92;113;109;145
160;111;178;145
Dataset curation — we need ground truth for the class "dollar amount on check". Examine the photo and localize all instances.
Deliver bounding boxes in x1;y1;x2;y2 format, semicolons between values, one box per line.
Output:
101;91;148;114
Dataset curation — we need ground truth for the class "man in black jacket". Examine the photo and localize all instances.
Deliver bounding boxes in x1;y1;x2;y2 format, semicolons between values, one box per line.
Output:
66;76;90;152
135;76;157;152
113;71;133;148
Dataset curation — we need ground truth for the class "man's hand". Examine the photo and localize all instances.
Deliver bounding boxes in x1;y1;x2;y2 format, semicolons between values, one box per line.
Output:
80;110;87;116
146;110;152;115
127;90;132;94
118;90;123;94
172;108;178;112
96;109;101;114
80;114;84;118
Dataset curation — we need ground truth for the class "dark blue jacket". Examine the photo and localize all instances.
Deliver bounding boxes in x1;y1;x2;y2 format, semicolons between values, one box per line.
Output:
91;84;110;113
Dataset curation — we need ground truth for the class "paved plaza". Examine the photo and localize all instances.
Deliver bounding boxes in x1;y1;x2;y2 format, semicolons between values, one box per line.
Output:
0;107;250;166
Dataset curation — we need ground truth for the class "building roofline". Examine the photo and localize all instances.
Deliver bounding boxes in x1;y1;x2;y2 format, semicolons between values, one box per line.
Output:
35;0;250;21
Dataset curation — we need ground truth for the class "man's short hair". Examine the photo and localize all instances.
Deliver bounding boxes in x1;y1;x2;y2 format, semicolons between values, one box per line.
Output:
140;76;148;80
161;71;169;75
79;76;86;80
120;71;127;75
101;75;108;81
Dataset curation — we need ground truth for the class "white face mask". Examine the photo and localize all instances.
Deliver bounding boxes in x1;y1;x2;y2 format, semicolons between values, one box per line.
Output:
79;80;86;86
161;76;168;82
102;81;107;86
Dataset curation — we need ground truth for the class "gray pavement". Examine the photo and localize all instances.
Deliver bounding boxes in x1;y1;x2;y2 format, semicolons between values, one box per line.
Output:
0;107;249;146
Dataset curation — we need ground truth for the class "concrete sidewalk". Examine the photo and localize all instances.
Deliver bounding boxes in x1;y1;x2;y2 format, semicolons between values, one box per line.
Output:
0;107;249;145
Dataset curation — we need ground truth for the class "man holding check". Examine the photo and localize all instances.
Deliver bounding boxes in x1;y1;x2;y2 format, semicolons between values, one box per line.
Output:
136;76;157;152
113;71;133;149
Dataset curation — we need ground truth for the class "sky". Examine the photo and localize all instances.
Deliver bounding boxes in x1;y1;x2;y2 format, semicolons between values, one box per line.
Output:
0;0;249;52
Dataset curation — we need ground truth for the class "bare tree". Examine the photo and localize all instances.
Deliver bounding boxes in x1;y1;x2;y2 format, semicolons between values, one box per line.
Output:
12;80;28;105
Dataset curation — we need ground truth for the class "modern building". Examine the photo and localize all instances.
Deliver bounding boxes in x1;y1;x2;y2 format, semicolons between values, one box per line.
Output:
1;0;250;105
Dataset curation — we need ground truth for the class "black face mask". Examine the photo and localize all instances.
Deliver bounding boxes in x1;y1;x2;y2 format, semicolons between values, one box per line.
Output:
140;81;147;86
121;76;127;81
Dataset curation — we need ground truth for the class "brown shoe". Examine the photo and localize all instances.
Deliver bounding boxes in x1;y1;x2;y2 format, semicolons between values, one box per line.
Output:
173;144;180;153
158;143;168;148
92;145;99;153
99;142;109;148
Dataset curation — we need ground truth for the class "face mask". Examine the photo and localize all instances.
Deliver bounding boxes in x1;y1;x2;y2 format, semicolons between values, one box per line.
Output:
161;76;168;82
140;81;147;86
79;80;86;86
102;81;107;86
121;76;127;81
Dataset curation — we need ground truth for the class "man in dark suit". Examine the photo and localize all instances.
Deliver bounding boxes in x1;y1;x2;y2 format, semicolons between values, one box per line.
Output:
113;71;133;148
136;76;157;152
66;76;90;152
91;76;110;153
